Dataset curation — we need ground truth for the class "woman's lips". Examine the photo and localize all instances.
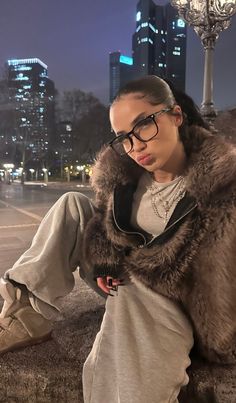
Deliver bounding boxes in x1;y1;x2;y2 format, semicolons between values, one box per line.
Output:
137;154;152;165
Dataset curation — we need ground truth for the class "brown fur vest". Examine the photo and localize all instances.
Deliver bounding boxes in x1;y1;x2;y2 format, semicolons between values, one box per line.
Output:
83;126;236;364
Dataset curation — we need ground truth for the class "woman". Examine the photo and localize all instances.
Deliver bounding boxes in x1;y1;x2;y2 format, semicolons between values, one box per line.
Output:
82;76;236;402
0;76;235;402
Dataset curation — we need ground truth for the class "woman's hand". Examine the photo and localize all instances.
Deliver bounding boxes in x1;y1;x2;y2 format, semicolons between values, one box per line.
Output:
96;276;123;294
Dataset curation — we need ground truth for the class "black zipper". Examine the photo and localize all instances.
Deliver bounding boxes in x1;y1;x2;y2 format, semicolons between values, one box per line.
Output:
144;203;197;247
112;202;147;245
112;200;197;248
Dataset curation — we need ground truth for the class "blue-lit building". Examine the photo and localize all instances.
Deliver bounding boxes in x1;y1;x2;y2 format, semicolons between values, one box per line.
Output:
7;58;55;166
109;51;134;102
132;0;187;90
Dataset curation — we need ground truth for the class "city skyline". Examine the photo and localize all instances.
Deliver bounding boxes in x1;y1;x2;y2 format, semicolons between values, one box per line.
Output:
1;0;236;110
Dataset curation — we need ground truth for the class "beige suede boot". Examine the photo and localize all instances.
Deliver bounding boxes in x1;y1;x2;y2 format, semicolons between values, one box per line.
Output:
0;279;52;354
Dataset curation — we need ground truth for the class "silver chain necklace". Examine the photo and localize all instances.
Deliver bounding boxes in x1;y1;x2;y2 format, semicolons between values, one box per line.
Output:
148;176;186;223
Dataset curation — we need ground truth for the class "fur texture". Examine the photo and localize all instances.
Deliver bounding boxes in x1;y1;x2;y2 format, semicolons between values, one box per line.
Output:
83;126;236;364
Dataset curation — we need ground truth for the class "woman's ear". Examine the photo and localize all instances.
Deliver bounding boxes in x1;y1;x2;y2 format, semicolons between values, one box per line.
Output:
172;105;183;127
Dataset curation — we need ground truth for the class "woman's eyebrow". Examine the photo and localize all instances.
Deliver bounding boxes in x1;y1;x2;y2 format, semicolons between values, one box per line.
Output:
116;112;148;136
131;112;147;126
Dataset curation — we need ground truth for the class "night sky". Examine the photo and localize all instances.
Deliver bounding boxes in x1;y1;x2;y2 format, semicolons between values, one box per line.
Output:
0;0;236;110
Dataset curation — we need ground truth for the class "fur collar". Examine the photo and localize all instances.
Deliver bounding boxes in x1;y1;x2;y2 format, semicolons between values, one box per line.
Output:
91;126;236;209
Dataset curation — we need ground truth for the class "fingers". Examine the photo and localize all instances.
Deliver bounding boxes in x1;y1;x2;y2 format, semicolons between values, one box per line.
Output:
109;277;123;286
96;276;124;295
97;277;110;294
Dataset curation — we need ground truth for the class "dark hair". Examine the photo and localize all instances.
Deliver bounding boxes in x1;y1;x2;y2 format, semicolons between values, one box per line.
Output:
112;75;210;145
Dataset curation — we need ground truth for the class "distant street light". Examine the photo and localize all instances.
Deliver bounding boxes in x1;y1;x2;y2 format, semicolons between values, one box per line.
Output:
171;0;236;125
42;168;48;183
64;166;70;182
29;168;35;181
3;163;14;184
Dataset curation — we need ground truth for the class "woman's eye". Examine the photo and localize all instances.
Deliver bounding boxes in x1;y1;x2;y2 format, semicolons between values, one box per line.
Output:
136;118;152;131
116;134;129;144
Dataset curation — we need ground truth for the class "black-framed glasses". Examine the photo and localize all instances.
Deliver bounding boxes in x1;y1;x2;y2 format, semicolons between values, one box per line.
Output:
109;107;172;156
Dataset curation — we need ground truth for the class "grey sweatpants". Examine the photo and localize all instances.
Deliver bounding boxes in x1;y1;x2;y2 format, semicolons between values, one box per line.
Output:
83;278;193;403
5;192;95;319
4;192;194;402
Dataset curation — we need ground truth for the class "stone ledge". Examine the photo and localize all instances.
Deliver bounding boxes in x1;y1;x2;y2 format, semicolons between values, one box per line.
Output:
0;274;235;402
179;358;236;403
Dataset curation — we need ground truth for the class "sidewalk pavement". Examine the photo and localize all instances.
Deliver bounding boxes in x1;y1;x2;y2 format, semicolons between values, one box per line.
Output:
13;179;92;190
0;271;105;403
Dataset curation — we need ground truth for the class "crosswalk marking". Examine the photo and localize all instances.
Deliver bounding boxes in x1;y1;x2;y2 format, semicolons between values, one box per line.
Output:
0;199;42;222
0;223;39;229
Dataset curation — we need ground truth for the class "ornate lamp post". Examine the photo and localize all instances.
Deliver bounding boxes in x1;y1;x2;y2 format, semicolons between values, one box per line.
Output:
171;0;236;124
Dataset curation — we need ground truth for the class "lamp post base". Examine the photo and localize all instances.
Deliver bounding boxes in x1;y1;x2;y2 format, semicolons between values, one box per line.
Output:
201;102;218;132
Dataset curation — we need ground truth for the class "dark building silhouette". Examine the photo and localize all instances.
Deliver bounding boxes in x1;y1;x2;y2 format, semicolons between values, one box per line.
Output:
109;51;134;103
164;2;187;90
7;58;55;167
109;1;187;100
133;0;187;90
57;120;73;163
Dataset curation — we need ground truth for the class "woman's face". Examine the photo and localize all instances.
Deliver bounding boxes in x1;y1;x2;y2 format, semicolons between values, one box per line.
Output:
110;93;185;179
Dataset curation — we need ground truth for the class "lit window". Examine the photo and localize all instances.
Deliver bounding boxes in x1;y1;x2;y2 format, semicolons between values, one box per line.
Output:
136;11;141;21
15;75;29;81
120;55;133;65
66;124;72;131
177;19;185;28
149;23;156;32
149;38;153;44
13;65;32;71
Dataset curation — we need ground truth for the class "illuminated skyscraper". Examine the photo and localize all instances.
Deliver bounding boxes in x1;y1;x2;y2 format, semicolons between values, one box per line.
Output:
7;58;55;166
109;51;134;102
164;2;187;90
132;0;187;90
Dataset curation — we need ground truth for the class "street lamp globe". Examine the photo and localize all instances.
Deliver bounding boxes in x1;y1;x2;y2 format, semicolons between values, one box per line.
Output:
171;0;236;124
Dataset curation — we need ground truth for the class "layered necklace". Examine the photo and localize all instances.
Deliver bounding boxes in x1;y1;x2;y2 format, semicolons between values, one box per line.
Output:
148;175;186;224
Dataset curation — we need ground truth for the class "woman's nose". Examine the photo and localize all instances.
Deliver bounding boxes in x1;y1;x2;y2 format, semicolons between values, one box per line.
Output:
132;136;146;152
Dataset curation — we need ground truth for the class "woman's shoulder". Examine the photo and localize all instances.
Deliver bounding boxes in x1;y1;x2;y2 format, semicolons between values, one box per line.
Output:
91;146;142;195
